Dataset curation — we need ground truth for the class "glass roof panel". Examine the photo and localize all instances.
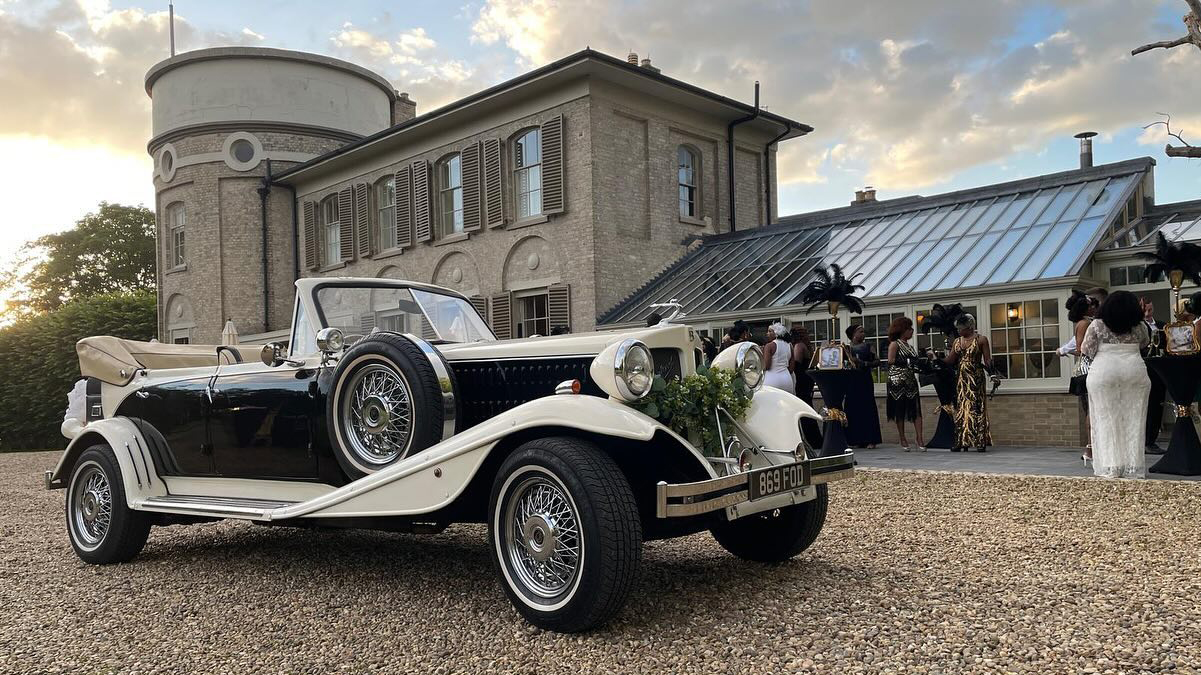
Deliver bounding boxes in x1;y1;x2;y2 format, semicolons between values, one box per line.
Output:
600;165;1149;324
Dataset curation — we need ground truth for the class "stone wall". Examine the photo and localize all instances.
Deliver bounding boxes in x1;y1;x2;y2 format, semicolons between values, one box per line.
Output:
814;391;1089;447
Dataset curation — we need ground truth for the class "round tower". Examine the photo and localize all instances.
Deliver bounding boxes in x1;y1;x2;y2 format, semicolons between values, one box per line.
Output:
145;47;398;344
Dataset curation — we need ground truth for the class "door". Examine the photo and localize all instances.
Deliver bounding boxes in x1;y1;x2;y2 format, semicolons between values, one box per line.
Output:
118;375;216;476
207;363;321;480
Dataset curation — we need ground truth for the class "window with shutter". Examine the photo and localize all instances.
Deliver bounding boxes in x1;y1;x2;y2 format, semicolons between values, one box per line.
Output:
338;187;354;261
513;129;542;219
303;201;317;270
321;196;340;266
482;138;505;228
547;284;571;333
461;142;482;232
413;159;432;242
489;292;512;340
376;176;396;250
436;154;464;238
360;313;377;334
469;295;488;324
355;182;371;258
540;116;565;214
395;166;413;248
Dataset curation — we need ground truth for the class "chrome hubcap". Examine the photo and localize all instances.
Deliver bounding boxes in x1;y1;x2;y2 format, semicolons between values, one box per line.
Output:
71;465;111;547
344;363;413;465
504;475;581;598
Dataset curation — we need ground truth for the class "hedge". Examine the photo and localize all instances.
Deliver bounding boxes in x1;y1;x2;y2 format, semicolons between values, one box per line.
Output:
0;290;155;450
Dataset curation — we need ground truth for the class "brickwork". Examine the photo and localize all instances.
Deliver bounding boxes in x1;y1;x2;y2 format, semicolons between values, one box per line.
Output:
813;392;1087;447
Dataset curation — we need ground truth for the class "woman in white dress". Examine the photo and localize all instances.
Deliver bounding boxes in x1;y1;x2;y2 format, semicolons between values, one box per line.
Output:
763;322;795;392
1082;291;1151;479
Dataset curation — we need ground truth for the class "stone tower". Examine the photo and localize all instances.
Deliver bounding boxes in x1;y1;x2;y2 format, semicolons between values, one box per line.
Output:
145;47;401;344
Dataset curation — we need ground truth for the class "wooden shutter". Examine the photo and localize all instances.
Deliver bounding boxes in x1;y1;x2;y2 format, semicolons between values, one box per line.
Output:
548;284;571;333
395;166;413;248
302;201;318;270
469;295;488;324
360;313;376;334
338;187;354;261
540;116;565;214
461;142;482;232
482;138;505;228
489;292;512;340
412;159;431;243
355;182;371;258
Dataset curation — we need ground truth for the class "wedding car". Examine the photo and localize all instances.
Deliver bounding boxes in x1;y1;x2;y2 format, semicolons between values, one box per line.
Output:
46;278;853;632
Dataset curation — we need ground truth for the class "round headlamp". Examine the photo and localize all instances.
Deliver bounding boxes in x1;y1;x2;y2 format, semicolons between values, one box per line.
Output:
316;327;344;353
614;339;654;400
735;342;764;390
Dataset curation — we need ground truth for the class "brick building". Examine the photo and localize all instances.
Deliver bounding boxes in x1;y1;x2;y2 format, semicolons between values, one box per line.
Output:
145;46;809;345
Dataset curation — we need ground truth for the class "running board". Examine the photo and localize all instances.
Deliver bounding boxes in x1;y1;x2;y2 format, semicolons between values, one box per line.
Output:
138;495;295;520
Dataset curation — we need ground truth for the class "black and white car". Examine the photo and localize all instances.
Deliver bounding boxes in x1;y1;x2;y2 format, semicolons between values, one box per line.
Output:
47;278;854;632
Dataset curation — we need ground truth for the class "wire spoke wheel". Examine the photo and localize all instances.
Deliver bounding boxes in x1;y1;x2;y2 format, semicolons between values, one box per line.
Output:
502;473;583;599
341;362;414;466
70;463;112;548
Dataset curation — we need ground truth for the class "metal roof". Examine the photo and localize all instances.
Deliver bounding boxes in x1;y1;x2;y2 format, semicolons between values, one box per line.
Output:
600;159;1152;325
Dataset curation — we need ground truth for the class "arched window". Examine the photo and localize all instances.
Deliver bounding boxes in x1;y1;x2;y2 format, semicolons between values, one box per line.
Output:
321;195;340;265
376;176;396;250
165;202;185;269
438;153;464;237
678;146;699;219
513;129;542;219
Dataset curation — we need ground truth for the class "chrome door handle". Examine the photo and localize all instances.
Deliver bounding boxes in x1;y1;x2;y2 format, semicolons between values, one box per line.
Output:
135;390;150;399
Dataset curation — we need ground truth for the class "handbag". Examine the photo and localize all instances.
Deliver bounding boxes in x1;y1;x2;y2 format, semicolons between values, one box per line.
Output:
1072;354;1091;377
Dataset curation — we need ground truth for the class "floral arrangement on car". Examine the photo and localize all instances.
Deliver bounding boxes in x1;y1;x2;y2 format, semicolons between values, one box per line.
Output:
628;363;753;457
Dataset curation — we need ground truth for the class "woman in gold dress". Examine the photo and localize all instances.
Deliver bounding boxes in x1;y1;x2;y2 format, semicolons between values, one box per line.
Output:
946;314;993;452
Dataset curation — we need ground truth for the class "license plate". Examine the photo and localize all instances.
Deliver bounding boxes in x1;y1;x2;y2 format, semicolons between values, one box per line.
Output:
747;461;807;501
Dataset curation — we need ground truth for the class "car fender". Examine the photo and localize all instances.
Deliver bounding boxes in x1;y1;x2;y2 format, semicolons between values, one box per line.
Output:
47;417;168;504
741;386;823;454
281;395;714;519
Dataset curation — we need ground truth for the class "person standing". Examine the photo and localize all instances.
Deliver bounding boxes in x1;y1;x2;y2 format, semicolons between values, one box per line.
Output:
946;314;992;452
1082;291;1151;479
763;322;795;391
1066;291;1096;461
1140;297;1166;454
790;324;823;448
844;324;882;449
886;317;923;451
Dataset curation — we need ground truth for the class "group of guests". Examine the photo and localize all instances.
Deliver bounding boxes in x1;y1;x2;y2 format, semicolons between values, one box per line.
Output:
1063;288;1184;479
716;314;995;453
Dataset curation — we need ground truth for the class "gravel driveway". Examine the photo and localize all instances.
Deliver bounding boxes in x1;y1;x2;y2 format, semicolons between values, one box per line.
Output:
2;450;1199;674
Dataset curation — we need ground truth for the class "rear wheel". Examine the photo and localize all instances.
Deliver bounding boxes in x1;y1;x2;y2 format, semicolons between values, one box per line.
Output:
489;437;642;632
710;484;828;563
65;445;151;564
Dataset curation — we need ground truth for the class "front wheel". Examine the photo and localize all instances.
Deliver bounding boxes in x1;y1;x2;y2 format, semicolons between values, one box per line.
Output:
488;437;642;632
66;445;151;564
710;484;828;563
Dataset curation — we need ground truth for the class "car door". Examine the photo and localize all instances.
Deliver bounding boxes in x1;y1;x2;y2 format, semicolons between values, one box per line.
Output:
206;361;322;480
116;372;217;476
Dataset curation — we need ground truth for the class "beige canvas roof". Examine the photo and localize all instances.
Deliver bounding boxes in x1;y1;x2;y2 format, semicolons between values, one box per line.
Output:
77;336;263;385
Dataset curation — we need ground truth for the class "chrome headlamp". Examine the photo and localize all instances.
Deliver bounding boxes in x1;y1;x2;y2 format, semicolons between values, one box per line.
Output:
712;341;765;390
590;338;655;401
316;327;344;353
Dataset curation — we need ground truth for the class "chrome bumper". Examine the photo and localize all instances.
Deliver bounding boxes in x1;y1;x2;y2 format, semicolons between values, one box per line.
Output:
655;452;854;518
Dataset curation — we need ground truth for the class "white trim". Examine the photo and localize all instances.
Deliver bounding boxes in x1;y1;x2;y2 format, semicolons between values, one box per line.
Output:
222;132;264;172
158;143;178;182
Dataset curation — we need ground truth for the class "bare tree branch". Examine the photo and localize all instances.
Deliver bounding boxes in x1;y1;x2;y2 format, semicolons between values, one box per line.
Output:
1132;35;1191;55
1167;145;1201;158
1132;0;1201;55
1144;113;1194;148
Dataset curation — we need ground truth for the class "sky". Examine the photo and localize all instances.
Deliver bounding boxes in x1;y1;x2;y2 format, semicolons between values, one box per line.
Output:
0;0;1198;260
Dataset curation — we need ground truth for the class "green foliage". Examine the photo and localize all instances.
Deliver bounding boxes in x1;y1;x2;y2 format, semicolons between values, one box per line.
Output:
1;203;156;318
0;291;156;450
629;364;754;457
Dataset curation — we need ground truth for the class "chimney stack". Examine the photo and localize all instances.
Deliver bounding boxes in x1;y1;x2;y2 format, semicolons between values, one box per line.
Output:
640;57;661;73
852;190;865;205
393;92;416;124
627;51;639;65
852;187;878;205
1074;131;1097;169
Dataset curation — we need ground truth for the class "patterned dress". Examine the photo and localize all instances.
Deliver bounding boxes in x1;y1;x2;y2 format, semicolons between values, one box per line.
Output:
886;340;921;422
952;336;992;449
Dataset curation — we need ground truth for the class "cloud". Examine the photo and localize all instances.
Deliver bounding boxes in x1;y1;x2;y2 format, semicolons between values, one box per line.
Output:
468;0;1201;192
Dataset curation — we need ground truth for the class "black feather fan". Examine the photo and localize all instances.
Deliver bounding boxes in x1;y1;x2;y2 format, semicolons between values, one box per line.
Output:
920;303;966;338
800;264;866;315
1137;232;1201;287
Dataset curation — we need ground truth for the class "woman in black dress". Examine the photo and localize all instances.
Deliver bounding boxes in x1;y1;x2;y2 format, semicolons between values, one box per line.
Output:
844;323;882;449
790;325;823;448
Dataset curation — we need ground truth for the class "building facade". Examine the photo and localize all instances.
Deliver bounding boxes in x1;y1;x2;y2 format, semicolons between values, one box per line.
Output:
145;47;808;344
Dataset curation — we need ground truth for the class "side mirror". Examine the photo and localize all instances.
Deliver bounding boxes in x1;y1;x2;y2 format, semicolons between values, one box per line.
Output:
260;342;289;367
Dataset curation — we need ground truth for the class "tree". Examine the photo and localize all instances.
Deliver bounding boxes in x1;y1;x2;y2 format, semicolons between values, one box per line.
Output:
1;202;156;317
1131;0;1201;56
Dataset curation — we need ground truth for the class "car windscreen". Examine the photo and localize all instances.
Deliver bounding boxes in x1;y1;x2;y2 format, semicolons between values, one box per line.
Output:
313;285;494;343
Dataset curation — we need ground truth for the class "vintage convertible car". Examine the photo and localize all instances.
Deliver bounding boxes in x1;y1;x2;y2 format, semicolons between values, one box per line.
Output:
47;278;853;632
